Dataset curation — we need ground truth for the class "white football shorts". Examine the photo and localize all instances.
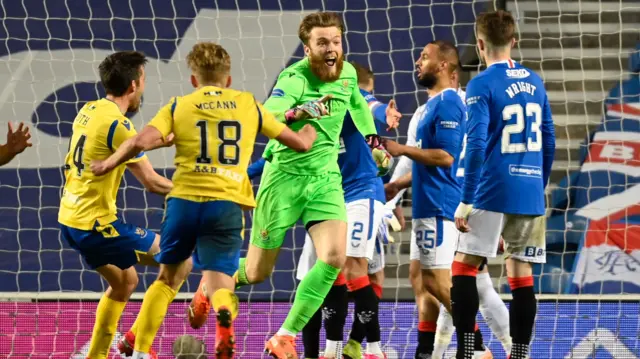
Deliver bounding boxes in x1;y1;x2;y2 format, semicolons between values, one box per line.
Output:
457;209;546;264
410;217;459;269
296;198;386;280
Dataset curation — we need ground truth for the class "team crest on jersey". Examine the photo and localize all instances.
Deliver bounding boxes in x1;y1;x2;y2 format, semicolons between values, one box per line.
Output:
341;80;349;93
260;229;269;240
135;227;147;237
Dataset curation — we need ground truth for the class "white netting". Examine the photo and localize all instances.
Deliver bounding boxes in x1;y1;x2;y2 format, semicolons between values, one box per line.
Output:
0;0;639;358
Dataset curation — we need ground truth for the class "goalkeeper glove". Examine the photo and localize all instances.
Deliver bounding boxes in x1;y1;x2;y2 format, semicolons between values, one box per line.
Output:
285;99;330;123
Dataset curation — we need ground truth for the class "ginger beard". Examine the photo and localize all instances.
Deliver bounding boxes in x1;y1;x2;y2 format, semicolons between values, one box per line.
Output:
309;49;344;82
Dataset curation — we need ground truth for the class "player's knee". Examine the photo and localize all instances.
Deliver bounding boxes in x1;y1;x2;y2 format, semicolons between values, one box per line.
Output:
505;257;533;278
317;246;345;270
343;256;368;279
109;270;139;301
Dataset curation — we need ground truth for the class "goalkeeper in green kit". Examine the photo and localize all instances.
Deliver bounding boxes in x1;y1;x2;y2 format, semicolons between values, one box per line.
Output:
229;12;392;359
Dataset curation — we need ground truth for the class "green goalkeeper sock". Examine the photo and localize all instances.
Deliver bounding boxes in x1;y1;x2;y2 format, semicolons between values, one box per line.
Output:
280;259;340;335
234;258;250;288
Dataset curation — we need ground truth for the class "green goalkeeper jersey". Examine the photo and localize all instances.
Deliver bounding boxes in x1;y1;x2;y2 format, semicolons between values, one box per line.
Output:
263;58;377;175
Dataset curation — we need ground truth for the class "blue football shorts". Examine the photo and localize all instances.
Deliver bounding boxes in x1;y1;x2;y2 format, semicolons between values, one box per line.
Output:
60;219;156;270
156;197;244;276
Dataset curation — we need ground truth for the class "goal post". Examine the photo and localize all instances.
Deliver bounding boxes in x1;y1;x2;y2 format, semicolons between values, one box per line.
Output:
1;0;640;358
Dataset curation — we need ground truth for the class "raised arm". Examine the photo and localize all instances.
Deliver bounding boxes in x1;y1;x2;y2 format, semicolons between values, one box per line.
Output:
0;122;32;166
541;94;556;188
363;90;401;129
349;85;378;142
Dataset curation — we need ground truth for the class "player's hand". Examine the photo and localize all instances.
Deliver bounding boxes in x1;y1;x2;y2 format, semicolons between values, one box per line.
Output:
162;133;175;147
5;122;32;155
90;160;112;176
454;202;473;233
385;99;401;130
299;124;318;144
381;138;403;157
384;182;400;201
289;94;332;122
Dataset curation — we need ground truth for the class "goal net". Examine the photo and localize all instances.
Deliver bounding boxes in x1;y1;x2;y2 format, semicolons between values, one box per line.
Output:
0;0;639;358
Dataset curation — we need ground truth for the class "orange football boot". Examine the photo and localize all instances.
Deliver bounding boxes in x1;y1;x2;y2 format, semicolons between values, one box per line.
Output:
188;277;211;329
264;334;298;359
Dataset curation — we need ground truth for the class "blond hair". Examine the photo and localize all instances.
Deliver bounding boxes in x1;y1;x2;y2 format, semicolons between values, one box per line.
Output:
186;42;231;84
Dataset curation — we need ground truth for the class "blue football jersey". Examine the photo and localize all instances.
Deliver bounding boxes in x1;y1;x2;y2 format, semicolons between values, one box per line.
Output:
461;60;556;216
339;89;386;203
412;88;466;220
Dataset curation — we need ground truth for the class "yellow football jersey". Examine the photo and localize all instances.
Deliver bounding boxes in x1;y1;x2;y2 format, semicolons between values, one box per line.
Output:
58;98;146;230
149;86;285;208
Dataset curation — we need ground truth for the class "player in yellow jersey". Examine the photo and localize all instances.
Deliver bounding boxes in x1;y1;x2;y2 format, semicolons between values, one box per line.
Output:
58;51;173;359
90;42;317;359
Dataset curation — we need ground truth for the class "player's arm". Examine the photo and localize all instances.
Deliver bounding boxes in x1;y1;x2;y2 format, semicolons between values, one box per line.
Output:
385;102;462;167
363;91;401;129
541;94;556;188
127;158;173;195
258;102;316;152
263;74;306;122
460;82;490;206
247;158;266;179
91;98;176;180
0;122;32;166
350;87;382;147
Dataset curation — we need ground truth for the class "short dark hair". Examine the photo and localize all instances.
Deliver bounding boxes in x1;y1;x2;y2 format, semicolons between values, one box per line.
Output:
475;10;516;48
98;51;148;96
429;40;460;75
298;12;344;45
349;61;374;86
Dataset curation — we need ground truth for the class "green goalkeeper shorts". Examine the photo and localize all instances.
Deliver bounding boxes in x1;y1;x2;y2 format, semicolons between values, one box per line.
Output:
250;164;347;250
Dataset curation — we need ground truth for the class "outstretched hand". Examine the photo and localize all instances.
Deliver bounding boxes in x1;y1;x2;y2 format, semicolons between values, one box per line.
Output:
5;122;32;155
385;99;401;130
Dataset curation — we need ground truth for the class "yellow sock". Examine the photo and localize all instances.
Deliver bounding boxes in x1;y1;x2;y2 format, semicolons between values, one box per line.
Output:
211;288;239;320
87;294;127;359
133;280;177;352
129;280;184;337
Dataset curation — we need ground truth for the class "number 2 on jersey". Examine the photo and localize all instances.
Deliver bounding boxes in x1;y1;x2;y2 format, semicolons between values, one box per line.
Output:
196;120;241;165
501;103;542;154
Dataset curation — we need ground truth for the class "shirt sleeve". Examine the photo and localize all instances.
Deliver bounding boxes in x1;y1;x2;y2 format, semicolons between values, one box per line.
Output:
263;73;306;122
106;117;146;162
247;158;266;179
349;85;378;136
148;97;177;139
433;101;463;158
362;91;388;126
256;101;286;139
541;94;556;188
461;80;491;205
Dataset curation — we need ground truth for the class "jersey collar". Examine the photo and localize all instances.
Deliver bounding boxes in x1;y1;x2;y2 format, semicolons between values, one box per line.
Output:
488;59;517;68
427;87;456;103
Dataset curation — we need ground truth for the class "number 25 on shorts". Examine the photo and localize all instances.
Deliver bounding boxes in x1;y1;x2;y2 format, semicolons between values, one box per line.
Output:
416;229;442;254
